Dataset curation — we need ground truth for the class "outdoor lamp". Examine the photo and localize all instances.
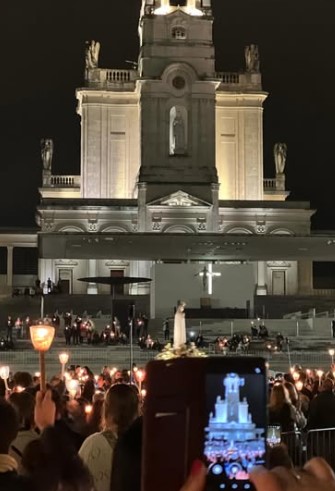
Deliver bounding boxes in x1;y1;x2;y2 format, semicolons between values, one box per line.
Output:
30;324;55;392
0;365;10;392
59;352;69;379
329;349;335;365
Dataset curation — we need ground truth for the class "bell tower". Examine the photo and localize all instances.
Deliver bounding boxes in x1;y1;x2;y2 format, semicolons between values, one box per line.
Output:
138;0;218;203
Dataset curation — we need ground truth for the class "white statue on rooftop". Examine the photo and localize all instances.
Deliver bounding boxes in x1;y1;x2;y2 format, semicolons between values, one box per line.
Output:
245;44;260;73
274;142;287;175
85;40;101;70
41;139;54;172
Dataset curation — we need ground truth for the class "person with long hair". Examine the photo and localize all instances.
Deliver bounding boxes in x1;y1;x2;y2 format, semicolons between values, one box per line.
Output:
8;392;39;471
79;383;139;491
283;381;307;429
21;390;94;491
268;383;296;432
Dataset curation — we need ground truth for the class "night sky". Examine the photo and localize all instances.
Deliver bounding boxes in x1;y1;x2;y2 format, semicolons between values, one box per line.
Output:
1;0;335;229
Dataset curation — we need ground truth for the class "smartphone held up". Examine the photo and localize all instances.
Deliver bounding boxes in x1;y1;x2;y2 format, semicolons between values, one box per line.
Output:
142;357;267;491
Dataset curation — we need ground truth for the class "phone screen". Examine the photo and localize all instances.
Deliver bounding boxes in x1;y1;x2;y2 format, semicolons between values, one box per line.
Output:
267;426;281;447
204;366;267;490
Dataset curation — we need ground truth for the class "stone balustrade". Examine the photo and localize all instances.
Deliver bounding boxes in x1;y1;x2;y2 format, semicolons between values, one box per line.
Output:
49;175;80;188
263;178;277;191
214;71;262;90
215;72;240;84
86;68;138;88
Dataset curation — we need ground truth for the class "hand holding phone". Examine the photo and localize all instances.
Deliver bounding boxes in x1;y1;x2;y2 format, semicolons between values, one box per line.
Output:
142;357;267;491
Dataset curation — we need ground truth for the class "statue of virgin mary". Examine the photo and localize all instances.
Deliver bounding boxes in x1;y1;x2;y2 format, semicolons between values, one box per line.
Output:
173;300;186;350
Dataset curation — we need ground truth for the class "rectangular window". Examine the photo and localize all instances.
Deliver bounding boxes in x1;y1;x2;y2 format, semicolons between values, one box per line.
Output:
313;262;335;289
0;247;6;274
13;248;38;275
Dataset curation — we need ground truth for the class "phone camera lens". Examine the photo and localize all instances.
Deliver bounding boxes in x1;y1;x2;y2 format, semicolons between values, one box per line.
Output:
211;464;224;476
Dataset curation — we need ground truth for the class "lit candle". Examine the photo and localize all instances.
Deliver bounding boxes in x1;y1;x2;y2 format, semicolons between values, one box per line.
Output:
66;378;80;399
59;352;69;379
295;381;303;392
30;324;55;392
85;404;93;415
316;369;324;386
141;389;147;399
0;366;10;392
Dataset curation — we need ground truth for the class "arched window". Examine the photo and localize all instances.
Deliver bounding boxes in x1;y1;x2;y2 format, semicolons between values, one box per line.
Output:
172;27;187;40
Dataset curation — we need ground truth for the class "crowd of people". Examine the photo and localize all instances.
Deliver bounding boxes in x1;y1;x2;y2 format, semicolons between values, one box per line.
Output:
1;311;159;352
0;361;335;491
268;365;335;432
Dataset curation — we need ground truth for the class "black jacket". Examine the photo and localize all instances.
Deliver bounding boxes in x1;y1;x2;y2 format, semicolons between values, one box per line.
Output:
110;417;142;491
307;391;335;429
0;471;33;491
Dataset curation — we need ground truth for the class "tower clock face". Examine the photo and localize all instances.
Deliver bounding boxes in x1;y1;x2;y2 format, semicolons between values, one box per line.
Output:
172;76;186;90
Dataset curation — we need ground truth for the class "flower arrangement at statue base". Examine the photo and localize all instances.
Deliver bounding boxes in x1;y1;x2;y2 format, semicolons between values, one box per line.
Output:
155;342;207;360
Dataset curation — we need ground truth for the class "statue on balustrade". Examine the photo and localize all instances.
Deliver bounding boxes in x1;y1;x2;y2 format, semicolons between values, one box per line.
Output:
85;40;101;70
244;44;260;72
41;138;54;172
274;142;287;175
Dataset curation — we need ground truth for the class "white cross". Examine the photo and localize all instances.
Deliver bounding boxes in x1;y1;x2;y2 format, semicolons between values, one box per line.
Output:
199;263;221;295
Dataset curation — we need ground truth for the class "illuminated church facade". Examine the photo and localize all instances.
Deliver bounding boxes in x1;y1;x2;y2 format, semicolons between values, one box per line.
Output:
0;0;321;317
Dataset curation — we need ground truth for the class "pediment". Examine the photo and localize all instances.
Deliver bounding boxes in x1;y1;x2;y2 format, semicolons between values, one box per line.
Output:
165;6;203;19
148;190;211;207
166;8;190;20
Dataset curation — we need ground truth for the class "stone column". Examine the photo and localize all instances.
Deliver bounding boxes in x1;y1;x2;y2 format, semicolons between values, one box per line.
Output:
129;260;151;295
6;246;13;288
87;259;98;294
210;183;220;232
137;183;147;232
298;260;313;294
256;261;268;295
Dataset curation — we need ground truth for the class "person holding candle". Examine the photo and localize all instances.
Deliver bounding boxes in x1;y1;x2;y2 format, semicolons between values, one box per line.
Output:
79;383;139;491
21;390;93;491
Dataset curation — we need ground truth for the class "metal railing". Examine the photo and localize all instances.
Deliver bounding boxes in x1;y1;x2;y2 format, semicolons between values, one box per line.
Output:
280;428;335;469
307;428;335;469
281;431;306;467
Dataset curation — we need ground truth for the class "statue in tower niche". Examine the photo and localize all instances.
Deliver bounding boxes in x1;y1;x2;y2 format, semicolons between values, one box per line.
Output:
244;44;260;73
41;139;54;172
85;40;101;70
274;142;287;175
172;109;186;155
